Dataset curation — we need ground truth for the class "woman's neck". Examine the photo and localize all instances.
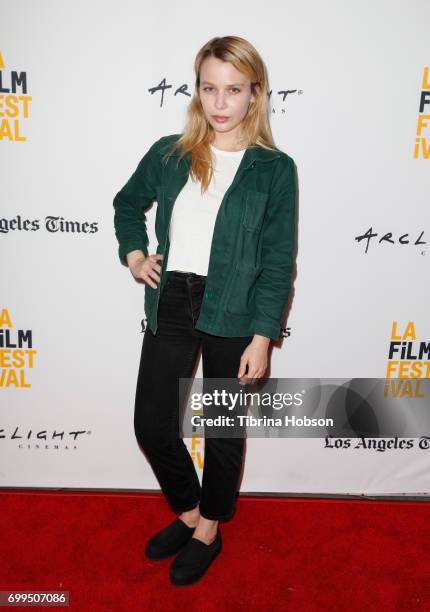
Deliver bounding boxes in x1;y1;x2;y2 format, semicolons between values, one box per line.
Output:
211;133;247;152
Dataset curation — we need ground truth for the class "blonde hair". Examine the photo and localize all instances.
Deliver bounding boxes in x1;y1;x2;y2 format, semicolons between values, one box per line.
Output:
163;35;278;193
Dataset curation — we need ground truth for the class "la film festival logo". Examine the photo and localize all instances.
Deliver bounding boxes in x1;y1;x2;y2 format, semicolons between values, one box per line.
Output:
0;51;32;142
326;323;430;451
414;66;430;159
385;321;430;397
0;308;36;388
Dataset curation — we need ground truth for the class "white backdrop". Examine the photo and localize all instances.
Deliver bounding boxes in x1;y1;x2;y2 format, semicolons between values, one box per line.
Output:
1;0;430;495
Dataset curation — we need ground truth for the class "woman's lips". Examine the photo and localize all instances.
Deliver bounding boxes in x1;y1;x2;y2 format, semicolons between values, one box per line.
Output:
212;115;229;123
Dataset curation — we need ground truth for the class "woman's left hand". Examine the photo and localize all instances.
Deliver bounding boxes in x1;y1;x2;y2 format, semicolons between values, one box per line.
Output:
237;335;270;383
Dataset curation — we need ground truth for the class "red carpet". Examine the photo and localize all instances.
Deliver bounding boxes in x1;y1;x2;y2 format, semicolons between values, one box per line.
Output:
0;490;429;611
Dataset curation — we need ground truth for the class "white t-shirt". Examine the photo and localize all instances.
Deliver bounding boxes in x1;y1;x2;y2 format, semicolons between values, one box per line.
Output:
165;144;246;276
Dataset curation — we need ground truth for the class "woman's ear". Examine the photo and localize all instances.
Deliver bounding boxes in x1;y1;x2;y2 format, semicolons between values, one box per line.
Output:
251;82;262;103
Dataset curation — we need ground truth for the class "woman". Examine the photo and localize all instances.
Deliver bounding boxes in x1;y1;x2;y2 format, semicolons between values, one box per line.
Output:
113;35;297;586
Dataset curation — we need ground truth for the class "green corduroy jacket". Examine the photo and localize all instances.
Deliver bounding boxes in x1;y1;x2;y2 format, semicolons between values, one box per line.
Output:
113;133;297;341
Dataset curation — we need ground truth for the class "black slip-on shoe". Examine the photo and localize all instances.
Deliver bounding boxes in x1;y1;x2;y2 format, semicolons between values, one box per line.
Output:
145;518;196;560
169;530;222;586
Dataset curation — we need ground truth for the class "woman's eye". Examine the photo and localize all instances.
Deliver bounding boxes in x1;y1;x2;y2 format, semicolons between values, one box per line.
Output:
202;87;241;93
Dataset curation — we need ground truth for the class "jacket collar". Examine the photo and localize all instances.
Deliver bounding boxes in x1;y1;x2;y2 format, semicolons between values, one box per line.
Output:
159;134;281;170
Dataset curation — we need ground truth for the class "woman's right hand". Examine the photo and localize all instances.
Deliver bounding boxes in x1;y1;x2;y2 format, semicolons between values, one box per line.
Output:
126;250;164;289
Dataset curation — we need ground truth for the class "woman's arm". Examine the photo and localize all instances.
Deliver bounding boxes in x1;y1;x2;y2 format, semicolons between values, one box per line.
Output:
250;154;297;340
113;137;162;266
237;156;296;380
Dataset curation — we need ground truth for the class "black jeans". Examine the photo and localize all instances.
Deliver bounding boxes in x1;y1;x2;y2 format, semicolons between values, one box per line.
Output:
134;270;254;520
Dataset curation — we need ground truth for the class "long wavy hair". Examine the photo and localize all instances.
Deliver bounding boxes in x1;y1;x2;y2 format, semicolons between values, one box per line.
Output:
162;35;278;193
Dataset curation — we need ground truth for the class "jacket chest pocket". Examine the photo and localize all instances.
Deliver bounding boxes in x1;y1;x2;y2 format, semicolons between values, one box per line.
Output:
242;190;269;232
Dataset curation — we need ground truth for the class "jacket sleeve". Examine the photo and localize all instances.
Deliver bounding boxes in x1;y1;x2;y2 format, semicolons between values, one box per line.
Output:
113;137;162;266
250;154;297;340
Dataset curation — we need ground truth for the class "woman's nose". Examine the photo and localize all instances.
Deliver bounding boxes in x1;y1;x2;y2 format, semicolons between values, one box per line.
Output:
215;94;227;109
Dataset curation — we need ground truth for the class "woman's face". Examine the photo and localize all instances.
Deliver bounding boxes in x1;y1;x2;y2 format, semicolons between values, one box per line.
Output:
198;56;255;138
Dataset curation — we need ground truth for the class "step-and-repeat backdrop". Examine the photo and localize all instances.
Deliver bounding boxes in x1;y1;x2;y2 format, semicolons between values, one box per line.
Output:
1;0;430;496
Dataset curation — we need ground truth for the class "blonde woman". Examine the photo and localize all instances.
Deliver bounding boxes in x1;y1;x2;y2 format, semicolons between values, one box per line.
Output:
113;35;297;586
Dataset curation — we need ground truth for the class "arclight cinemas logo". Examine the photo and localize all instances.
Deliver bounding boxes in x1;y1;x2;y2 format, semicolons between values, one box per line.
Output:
0;426;91;450
355;227;426;253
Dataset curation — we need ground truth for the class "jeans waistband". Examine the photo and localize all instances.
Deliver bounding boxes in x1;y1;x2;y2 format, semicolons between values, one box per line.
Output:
167;270;207;282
